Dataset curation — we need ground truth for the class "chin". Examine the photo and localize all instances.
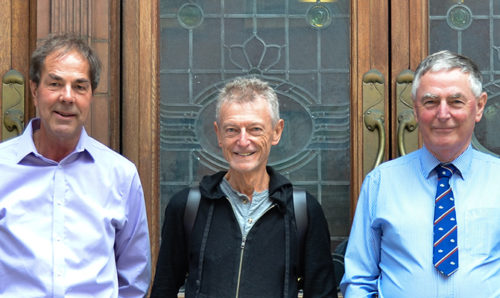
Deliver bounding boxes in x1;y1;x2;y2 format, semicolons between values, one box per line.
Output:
229;163;261;173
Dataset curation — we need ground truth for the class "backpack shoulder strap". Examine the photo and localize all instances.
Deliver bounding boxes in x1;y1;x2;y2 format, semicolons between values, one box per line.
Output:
184;186;201;246
293;188;308;277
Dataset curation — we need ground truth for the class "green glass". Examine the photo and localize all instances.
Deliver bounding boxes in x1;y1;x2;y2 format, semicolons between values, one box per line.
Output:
177;3;203;29
306;4;332;29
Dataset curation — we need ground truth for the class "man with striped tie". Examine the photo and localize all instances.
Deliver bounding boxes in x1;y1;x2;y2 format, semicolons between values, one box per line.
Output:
341;50;500;297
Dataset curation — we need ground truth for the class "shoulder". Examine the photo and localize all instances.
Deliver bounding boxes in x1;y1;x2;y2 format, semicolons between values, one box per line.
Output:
366;149;421;182
471;149;500;165
0;136;21;164
85;136;138;173
167;187;191;210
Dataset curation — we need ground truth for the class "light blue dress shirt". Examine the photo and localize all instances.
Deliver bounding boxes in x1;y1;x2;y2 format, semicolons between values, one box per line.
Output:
0;119;151;297
341;145;500;297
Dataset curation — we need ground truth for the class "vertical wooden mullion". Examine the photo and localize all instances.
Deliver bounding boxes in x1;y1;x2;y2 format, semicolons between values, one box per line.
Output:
350;0;390;217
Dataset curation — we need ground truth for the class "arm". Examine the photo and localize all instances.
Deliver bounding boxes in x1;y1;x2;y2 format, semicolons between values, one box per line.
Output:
340;173;381;297
150;188;191;298
302;193;336;297
115;172;152;297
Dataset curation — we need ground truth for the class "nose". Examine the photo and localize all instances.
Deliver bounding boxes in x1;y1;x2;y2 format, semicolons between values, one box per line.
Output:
237;129;251;146
61;85;75;103
436;100;451;120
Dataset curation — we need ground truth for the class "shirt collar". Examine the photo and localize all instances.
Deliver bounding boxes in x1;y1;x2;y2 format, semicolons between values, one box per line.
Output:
420;145;471;180
16;118;95;164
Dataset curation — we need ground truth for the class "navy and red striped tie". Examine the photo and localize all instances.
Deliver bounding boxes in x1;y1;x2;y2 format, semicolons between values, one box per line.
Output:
433;164;458;276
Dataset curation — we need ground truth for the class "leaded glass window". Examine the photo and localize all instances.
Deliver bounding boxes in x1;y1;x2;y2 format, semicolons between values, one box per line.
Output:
159;0;351;247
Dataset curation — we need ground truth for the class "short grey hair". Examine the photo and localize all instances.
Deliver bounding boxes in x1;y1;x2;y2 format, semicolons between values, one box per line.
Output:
412;50;483;98
215;77;280;125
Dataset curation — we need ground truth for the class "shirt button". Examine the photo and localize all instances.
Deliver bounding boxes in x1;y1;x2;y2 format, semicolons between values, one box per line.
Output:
248;218;253;224
243;199;249;204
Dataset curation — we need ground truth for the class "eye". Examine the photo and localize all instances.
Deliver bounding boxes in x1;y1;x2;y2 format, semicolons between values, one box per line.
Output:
74;83;90;92
224;127;238;136
249;126;264;135
422;98;438;107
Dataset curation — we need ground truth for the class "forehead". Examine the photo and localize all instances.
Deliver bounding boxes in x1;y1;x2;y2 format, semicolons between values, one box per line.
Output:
42;49;90;78
219;97;272;123
417;69;471;94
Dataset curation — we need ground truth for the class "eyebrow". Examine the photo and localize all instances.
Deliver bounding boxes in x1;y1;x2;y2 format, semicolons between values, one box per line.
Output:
420;93;464;100
447;93;463;99
47;73;90;84
421;93;439;100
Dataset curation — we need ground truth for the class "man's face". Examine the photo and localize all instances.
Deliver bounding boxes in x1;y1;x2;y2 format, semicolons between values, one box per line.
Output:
214;97;284;175
413;69;487;162
30;49;93;145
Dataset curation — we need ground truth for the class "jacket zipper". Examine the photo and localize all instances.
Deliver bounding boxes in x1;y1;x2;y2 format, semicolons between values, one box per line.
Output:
235;237;246;298
234;203;277;297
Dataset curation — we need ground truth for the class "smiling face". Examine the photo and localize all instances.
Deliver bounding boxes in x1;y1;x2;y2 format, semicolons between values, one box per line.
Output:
30;49;93;147
413;68;487;162
214;96;284;177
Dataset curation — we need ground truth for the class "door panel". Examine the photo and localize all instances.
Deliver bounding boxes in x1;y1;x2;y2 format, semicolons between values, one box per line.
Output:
0;0;34;141
159;0;352;248
35;0;121;151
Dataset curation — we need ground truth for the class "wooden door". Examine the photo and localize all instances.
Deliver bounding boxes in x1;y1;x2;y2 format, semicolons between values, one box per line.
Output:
0;0;36;141
352;0;428;211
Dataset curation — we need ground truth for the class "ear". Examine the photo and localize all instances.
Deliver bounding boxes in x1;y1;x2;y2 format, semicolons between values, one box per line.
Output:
29;80;39;107
213;121;222;147
475;92;488;123
271;119;284;146
411;97;420;123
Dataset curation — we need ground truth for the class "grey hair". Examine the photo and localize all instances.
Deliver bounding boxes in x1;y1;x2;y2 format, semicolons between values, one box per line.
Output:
215;77;280;125
412;50;483;98
30;33;102;93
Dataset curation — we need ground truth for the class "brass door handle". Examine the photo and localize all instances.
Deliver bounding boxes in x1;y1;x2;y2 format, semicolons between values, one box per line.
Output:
397;110;417;156
362;69;386;175
2;69;25;141
364;108;385;168
396;70;418;156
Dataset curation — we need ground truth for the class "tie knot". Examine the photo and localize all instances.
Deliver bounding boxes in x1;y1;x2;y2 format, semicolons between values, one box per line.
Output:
436;164;455;178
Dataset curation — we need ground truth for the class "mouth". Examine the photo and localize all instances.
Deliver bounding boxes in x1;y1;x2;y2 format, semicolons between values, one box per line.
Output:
54;111;76;118
433;127;454;132
235;152;255;157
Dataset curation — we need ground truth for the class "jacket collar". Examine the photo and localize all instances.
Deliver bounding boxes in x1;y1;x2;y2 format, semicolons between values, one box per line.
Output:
199;166;293;207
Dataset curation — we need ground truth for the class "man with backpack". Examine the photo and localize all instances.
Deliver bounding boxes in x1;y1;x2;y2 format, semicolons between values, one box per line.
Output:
151;77;335;297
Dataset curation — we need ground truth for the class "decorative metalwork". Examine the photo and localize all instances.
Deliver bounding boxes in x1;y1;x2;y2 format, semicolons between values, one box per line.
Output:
177;3;203;29
446;4;472;31
226;35;284;74
306;4;332;29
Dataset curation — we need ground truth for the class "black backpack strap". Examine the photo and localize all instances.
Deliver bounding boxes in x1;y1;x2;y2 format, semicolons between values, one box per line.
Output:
293;188;307;280
184;186;201;246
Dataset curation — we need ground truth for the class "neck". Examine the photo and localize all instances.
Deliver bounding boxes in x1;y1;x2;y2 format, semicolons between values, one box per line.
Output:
33;129;79;162
225;169;270;201
428;145;468;164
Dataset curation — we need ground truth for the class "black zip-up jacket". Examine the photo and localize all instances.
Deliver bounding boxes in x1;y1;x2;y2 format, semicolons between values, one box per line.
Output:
151;167;335;297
